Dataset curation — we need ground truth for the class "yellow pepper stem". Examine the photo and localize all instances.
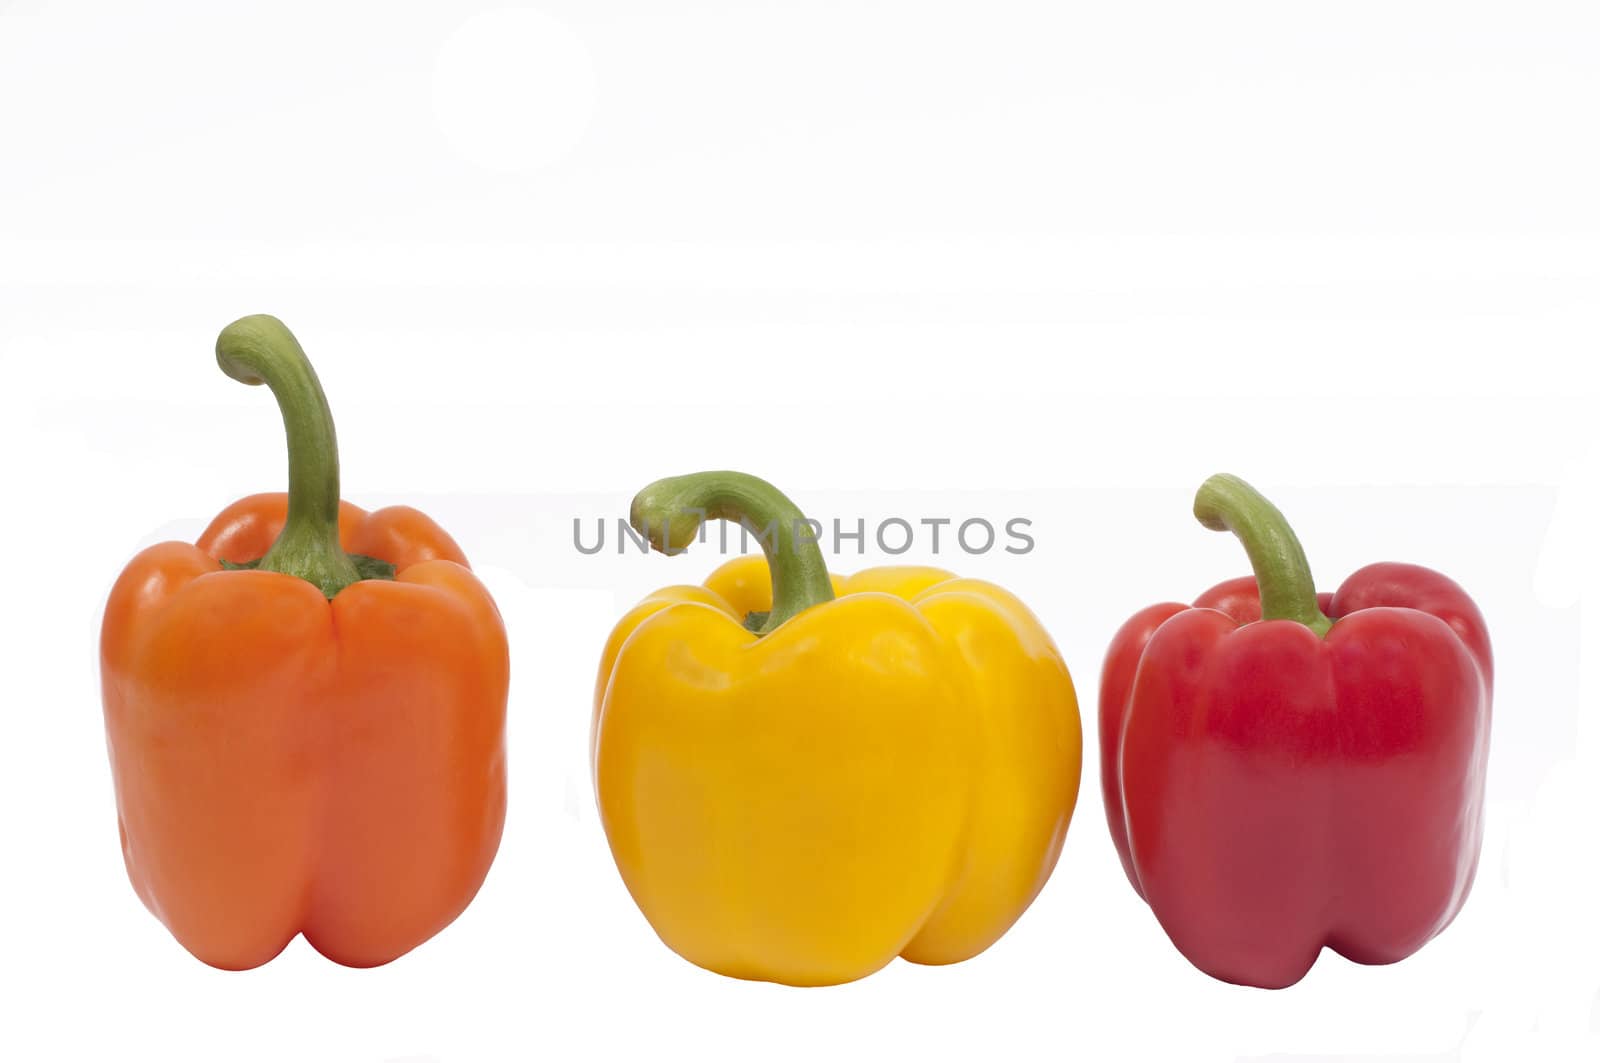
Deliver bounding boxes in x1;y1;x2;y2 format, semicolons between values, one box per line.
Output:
629;470;836;635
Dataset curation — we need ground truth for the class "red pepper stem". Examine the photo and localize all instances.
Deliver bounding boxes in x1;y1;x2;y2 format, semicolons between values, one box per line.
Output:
629;471;836;635
1193;474;1333;636
215;314;362;599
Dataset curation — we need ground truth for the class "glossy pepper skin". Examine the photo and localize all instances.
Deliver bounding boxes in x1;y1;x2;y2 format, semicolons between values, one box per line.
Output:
100;316;508;970
1101;475;1491;989
593;472;1082;987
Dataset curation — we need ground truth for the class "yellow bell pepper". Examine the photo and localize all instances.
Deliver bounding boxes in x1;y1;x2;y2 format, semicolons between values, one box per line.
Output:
591;471;1082;986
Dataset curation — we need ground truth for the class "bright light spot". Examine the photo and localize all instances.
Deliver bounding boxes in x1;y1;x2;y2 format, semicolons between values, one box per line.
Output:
431;8;597;173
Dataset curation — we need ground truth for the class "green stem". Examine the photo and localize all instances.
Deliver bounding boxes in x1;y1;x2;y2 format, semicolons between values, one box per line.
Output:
630;471;835;635
216;314;362;599
1193;473;1333;636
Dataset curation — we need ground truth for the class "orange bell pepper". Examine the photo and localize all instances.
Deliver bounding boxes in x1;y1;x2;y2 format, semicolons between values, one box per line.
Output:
99;315;509;970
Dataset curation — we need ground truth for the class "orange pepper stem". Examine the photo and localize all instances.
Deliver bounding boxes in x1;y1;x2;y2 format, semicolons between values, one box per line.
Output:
1193;473;1334;636
630;470;836;635
216;314;363;599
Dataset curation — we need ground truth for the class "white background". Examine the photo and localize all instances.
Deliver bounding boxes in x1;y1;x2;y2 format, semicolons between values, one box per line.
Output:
2;1;1597;1059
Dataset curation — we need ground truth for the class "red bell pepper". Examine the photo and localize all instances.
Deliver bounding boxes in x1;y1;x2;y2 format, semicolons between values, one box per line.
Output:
1100;475;1492;989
